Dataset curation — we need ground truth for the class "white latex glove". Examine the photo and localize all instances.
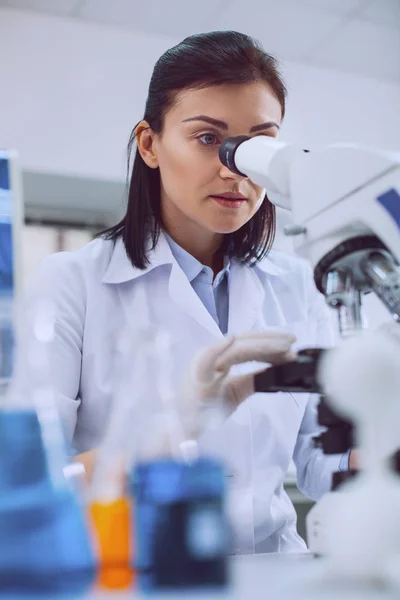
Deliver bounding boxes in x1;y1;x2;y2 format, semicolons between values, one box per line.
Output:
181;331;296;436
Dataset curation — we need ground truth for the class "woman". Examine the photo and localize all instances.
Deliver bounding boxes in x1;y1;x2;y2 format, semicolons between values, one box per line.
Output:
21;31;349;554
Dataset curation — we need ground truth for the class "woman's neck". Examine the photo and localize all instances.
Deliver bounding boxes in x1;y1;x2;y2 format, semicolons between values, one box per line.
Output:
168;230;223;270
161;199;225;272
164;226;223;271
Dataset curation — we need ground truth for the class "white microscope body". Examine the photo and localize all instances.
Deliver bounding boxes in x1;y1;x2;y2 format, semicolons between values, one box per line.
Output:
226;137;400;333
220;136;400;582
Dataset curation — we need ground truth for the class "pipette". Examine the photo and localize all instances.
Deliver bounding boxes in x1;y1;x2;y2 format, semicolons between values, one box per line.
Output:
132;327;189;462
89;328;138;590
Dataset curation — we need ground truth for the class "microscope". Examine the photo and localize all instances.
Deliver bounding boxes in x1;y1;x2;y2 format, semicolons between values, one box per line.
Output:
219;136;400;579
219;136;400;332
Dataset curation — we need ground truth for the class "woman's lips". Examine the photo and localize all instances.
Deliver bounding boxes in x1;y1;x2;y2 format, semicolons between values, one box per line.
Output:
210;195;247;208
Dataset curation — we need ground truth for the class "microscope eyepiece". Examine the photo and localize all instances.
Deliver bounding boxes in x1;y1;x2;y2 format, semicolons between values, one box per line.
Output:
219;136;250;176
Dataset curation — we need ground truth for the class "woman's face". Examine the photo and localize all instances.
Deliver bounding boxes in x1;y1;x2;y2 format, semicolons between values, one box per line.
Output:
140;82;282;237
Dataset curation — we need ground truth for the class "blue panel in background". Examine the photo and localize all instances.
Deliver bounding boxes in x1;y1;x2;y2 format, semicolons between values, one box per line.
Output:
0;155;14;379
0;158;12;225
0;156;13;292
377;188;400;229
0;159;10;191
0;223;13;292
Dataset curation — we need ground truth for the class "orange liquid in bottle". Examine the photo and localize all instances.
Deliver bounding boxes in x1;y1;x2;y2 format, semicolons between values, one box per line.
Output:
90;497;134;590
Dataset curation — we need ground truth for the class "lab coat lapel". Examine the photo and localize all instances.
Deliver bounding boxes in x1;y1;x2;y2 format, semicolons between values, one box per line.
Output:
228;261;265;335
103;234;223;339
168;262;223;338
255;256;298;328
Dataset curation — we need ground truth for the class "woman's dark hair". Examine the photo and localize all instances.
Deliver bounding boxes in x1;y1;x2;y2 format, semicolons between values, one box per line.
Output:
102;30;287;268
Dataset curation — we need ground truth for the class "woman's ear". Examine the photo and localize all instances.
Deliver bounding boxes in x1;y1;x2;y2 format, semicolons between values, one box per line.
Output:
136;121;159;169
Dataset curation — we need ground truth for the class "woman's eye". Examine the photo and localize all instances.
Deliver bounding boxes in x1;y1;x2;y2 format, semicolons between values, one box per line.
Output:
197;133;220;146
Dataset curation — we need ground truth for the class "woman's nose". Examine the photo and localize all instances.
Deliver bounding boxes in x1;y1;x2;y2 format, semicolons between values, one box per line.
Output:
218;162;247;181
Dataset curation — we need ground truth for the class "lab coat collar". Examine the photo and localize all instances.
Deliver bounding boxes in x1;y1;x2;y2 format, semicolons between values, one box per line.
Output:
102;232;175;284
102;231;266;338
253;252;286;277
103;231;225;338
102;232;285;284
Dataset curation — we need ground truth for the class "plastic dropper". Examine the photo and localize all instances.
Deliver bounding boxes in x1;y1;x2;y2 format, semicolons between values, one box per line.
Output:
89;328;138;590
28;304;67;488
128;327;190;463
6;301;67;489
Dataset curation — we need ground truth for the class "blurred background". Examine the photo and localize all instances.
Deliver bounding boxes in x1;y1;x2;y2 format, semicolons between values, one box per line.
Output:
0;0;399;540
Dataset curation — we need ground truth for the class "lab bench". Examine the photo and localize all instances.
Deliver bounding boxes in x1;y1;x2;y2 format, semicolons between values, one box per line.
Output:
4;553;399;600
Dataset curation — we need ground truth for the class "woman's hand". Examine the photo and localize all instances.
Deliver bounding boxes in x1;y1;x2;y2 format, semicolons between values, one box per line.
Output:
182;331;296;433
71;332;295;465
73;449;97;481
349;449;360;471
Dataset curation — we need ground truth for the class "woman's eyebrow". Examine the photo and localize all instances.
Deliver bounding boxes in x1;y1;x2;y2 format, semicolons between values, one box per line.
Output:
182;115;280;132
250;121;280;132
182;115;228;129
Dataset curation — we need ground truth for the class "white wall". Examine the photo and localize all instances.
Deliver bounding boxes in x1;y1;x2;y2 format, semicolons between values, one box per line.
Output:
0;8;171;181
281;62;400;151
1;7;399;183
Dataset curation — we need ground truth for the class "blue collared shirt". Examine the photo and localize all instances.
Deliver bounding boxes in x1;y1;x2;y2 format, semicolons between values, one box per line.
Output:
165;234;230;334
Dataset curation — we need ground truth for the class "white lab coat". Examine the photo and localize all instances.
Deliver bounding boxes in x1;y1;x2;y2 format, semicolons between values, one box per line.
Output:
18;232;342;554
